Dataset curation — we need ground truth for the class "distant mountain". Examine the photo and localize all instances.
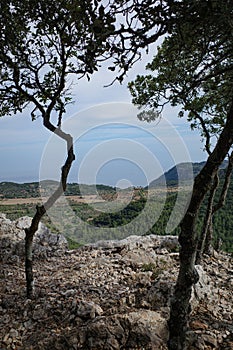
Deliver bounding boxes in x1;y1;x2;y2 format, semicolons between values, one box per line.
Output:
148;160;228;188
0;181;40;199
0;181;116;199
0;160;229;198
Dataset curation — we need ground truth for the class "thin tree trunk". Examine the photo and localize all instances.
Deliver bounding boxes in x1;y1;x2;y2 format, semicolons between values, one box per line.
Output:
204;150;233;255
168;100;233;350
204;217;214;256
25;125;75;299
196;173;219;264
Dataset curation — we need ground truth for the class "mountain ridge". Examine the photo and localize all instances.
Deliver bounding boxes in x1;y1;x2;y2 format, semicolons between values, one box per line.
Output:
0;160;229;199
148;160;228;188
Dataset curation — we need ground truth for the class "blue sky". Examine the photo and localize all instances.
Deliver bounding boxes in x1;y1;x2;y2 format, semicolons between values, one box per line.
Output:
0;54;206;187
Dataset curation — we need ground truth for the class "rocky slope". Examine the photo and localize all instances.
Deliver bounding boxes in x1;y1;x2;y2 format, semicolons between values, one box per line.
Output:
0;213;232;350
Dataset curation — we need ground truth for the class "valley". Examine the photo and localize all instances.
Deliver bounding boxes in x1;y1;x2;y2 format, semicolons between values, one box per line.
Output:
0;161;232;252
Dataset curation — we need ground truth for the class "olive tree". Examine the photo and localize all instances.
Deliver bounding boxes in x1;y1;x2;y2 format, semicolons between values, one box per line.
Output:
0;0;168;298
2;2;232;347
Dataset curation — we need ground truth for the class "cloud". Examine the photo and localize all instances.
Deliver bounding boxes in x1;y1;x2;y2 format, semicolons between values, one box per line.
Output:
0;47;206;184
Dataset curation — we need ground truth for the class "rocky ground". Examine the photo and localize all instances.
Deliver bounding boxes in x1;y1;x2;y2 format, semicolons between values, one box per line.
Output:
0;213;233;350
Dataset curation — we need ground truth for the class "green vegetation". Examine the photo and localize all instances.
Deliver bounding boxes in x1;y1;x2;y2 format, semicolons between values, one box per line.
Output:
141;263;162;279
66;237;83;250
0;182;40;199
0;203;60;234
0;203;36;220
0;181;116;199
0;165;232;252
199;173;233;253
148;161;228;188
92;197;147;228
1;177;233;252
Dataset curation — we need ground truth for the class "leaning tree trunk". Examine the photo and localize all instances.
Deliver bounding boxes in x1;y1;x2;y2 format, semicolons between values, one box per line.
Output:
168;100;233;350
25;120;75;299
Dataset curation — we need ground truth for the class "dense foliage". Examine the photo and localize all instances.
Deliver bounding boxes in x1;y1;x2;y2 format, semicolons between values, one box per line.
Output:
129;2;233;149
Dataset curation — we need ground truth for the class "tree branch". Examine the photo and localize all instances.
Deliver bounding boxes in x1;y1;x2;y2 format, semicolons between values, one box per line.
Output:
190;109;212;155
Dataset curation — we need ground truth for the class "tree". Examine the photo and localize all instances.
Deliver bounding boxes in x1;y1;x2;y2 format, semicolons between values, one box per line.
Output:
2;1;232;346
196;151;233;263
0;0;169;298
129;1;233;348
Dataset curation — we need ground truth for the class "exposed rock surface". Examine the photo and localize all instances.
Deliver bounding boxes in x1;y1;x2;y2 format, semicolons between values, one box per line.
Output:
0;214;232;349
0;213;68;260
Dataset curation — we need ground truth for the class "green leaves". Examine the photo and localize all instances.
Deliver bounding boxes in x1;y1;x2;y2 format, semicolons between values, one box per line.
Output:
1;0;162;121
129;1;233;150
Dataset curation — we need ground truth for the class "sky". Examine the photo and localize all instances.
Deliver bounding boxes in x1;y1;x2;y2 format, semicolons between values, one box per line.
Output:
0;51;206;188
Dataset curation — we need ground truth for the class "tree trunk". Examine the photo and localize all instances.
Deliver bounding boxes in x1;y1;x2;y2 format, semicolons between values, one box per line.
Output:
168;100;233;350
25;206;46;297
204;150;233;255
203;218;214;256
25;125;75;299
196;173;219;264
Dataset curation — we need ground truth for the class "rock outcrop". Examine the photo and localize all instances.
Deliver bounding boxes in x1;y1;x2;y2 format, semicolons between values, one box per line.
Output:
0;213;68;260
0;214;232;349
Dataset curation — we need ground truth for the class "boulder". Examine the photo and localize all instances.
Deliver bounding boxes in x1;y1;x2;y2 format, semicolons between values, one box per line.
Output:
80;310;168;349
191;264;213;308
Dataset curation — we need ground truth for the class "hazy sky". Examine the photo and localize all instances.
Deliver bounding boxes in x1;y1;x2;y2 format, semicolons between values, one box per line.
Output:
0;52;206;187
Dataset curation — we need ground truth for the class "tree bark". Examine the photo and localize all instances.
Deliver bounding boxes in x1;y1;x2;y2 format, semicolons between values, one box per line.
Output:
203;150;233;257
25;126;75;299
203;217;214;256
168;100;233;350
196;173;219;264
25;205;46;297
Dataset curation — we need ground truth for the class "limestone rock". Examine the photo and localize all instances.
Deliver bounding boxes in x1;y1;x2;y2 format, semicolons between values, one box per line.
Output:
81;310;168;349
0;213;232;350
89;234;179;252
191;265;212;307
0;215;68;260
75;300;103;319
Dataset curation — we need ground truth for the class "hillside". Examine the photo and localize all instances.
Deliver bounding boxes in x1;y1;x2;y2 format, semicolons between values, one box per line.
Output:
0;162;208;197
148;161;228;188
0;215;232;350
0;161;227;198
0;160;233;252
0;181;116;199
